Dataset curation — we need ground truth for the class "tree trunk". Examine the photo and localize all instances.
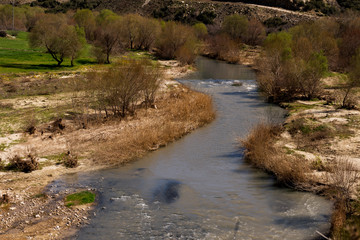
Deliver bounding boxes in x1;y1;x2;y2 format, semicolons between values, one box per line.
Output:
106;52;110;64
57;59;63;66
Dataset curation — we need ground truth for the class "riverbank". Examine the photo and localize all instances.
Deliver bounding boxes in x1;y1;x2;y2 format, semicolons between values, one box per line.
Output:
0;60;215;239
239;54;360;238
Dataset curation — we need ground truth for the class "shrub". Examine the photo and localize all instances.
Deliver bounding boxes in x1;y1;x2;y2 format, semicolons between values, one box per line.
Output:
196;10;216;25
0;194;9;204
175;38;197;65
24;115;38;135
0;30;6;38
244;18;266;46
263;17;287;29
222;14;248;42
241;122;311;188
86;59;162;117
7;153;39;173
193;22;208;40
156;21;197;61
63;151;78;168
207;34;241;63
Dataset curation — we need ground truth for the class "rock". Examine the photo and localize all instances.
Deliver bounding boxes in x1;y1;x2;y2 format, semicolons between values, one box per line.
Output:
35;214;40;218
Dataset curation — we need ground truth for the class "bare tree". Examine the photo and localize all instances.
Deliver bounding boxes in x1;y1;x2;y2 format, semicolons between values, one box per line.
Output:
86;59;162;117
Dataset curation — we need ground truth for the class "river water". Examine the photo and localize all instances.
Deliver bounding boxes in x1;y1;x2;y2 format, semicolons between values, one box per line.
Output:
49;57;332;240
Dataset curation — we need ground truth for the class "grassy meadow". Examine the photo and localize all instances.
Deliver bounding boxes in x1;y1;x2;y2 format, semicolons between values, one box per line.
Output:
0;31;96;73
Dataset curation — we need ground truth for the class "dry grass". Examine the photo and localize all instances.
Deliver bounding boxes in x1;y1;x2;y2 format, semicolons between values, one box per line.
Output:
71;88;215;165
325;158;360;239
241;122;312;189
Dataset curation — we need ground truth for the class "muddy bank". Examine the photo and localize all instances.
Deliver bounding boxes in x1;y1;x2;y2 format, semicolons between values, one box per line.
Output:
0;60;215;239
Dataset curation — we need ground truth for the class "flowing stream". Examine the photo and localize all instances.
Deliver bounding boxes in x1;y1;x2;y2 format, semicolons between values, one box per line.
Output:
49;57;332;240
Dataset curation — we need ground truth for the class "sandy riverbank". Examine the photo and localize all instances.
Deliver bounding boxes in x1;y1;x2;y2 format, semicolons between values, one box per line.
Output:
0;60;215;239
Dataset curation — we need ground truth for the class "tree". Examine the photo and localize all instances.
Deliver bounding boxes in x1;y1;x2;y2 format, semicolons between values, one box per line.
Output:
86;59;162;117
290;19;339;70
243;18;266;46
119;14;139;50
342;51;360;108
63;26;86;66
222;14;248;42
29;14;85;66
0;4;27;31
300;52;328;99
193;22;208;40
257;32;295;102
74;9;96;41
156;21;197;61
135;17;161;50
93;10;121;64
339;17;360;69
24;6;44;32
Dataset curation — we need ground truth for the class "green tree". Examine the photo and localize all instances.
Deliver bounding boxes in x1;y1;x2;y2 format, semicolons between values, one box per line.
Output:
193;22;208;40
222;14;248;42
300;52;328;99
342;51;360;108
93;10;122;64
29;14;85;66
74;9;96;40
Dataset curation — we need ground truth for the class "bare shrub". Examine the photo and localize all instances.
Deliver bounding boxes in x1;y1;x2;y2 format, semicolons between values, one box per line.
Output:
207;34;240;63
86;59;162;118
244;18;266;46
63;151;78;168
24;115;38;135
327;157;360;237
156;21;197;62
241;122;311;188
175;39;197;65
327;158;360;206
0;194;9;204
7;153;39;173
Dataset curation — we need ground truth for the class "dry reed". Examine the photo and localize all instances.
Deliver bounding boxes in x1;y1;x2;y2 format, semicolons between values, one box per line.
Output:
241;122;311;189
76;88;215;165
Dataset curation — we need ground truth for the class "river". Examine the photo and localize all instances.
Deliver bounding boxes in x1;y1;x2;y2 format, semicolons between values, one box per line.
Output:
49;57;332;240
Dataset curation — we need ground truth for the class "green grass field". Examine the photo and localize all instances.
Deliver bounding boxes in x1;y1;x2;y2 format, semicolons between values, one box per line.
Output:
0;31;96;73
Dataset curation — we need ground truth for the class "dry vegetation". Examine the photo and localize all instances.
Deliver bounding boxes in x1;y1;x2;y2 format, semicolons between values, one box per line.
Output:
241;122;312;189
0;59;215;239
242;98;360;239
